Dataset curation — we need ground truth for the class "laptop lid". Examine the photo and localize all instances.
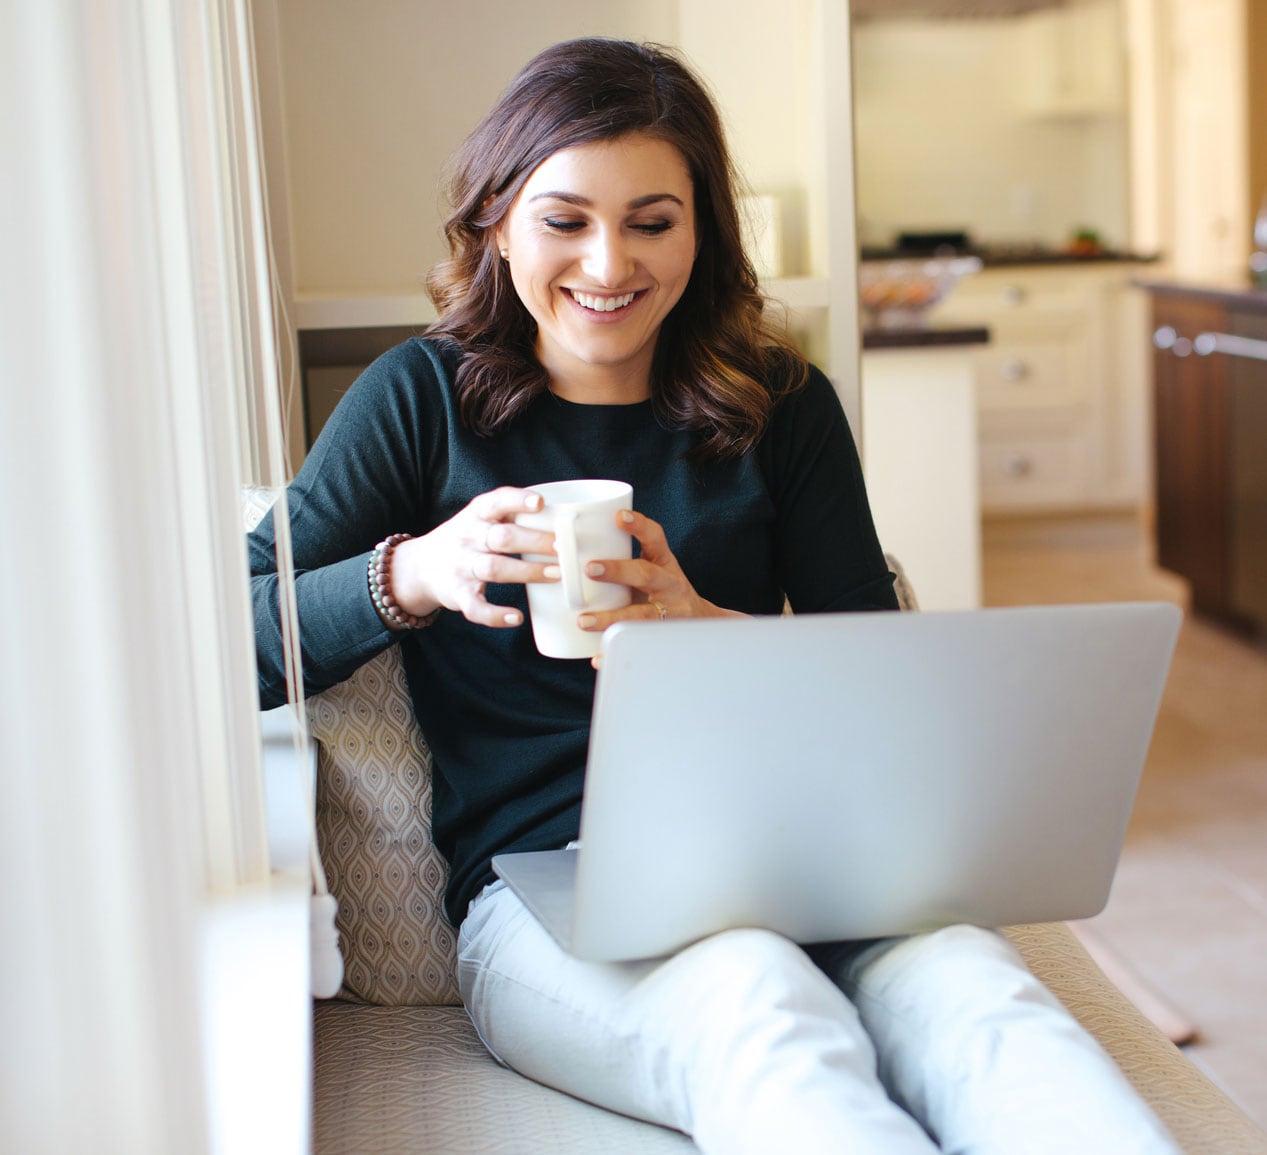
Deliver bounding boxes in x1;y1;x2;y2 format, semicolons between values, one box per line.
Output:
502;602;1181;962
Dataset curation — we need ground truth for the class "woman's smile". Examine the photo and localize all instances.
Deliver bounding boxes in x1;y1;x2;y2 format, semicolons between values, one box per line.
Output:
567;289;642;314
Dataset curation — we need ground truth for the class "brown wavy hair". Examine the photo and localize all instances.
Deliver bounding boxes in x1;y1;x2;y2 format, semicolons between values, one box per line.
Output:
425;37;807;461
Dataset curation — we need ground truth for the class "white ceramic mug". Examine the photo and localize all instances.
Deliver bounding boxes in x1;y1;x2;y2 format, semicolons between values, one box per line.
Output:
516;479;634;659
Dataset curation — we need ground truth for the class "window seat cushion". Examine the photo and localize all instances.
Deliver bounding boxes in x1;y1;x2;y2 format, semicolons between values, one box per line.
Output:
311;922;1265;1155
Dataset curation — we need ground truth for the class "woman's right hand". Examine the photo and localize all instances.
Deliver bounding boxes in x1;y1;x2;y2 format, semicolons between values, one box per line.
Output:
385;488;558;628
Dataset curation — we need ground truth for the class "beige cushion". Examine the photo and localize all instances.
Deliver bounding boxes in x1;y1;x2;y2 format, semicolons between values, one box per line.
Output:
886;552;919;612
241;484;279;532
308;647;462;1006
313;1002;697;1154
312;926;1262;1155
1007;923;1267;1153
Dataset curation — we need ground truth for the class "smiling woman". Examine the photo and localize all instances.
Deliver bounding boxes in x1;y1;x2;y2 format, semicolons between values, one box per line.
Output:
243;34;1190;1155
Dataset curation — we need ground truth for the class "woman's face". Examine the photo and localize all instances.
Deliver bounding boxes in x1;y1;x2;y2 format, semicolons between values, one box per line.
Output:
494;133;698;400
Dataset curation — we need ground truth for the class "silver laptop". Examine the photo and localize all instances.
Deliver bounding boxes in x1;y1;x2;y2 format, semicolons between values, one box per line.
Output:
492;602;1181;962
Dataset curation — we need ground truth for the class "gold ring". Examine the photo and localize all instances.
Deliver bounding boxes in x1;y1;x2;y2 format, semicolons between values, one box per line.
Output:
650;599;668;621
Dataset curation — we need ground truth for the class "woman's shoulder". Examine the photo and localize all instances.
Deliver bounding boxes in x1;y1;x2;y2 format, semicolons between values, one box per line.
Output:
364;334;461;381
763;350;840;423
347;335;463;411
299;337;466;465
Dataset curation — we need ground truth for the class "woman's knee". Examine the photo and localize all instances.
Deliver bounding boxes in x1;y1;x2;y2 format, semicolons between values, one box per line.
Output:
659;927;864;1039
849;922;1068;1043
675;928;822;991
857;923;1023;986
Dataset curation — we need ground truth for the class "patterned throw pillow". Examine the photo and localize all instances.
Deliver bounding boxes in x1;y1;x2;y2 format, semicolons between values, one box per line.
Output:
306;648;462;1006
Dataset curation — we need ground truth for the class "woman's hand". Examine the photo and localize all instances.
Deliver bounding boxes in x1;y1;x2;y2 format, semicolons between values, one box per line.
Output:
578;510;745;661
387;487;558;628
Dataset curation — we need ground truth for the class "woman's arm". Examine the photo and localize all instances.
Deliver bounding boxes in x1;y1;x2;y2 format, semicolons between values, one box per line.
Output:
761;366;899;614
249;340;559;707
250;339;457;707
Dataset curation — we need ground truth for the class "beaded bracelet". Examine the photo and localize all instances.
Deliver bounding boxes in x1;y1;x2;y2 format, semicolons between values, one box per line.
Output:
367;533;440;631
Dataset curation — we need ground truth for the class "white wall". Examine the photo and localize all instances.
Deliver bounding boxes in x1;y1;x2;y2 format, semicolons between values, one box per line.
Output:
853;13;1130;252
676;0;819;275
272;0;678;296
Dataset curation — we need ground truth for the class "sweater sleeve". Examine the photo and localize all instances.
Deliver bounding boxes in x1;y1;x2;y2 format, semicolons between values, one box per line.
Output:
761;365;899;614
249;339;441;708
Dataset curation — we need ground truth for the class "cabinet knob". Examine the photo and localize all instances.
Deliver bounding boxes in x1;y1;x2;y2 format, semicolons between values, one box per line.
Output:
1000;285;1026;306
1000;358;1029;382
1001;453;1033;478
1154;326;1193;356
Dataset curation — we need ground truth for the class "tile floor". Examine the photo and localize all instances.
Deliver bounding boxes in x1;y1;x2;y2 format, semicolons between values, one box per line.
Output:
981;513;1267;1130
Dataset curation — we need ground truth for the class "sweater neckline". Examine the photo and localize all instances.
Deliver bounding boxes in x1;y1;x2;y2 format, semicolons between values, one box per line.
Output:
537;390;657;430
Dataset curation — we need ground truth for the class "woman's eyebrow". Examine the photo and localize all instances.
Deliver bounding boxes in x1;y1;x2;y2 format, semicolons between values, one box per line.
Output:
527;191;685;209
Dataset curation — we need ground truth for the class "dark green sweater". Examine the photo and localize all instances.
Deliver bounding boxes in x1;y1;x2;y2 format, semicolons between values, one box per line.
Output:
250;337;897;923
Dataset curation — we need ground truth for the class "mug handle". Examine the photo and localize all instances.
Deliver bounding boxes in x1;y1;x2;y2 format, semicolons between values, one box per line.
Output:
554;508;586;610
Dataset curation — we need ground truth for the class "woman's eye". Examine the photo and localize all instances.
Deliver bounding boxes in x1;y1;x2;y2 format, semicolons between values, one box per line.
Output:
634;221;673;236
543;218;584;233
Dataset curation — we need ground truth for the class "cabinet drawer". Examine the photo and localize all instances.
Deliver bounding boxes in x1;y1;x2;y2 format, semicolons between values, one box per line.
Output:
934;273;1095;324
974;340;1088;411
979;429;1092;510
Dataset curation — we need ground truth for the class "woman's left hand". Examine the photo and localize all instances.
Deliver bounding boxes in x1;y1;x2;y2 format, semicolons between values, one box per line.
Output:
578;509;744;665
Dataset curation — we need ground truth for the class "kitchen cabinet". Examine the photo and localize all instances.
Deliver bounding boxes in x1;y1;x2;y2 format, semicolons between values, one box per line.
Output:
1125;0;1257;281
1150;293;1233;617
929;264;1150;514
1145;281;1267;630
1227;310;1267;627
1016;0;1124;118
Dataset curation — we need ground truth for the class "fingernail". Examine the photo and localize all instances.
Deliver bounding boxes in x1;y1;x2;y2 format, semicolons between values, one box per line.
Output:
504;611;521;625
543;565;561;580
526;493;543;510
586;562;605;577
620;510;634;524
577;614;598;629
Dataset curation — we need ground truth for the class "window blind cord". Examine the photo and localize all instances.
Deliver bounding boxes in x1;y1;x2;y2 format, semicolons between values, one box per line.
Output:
238;0;343;998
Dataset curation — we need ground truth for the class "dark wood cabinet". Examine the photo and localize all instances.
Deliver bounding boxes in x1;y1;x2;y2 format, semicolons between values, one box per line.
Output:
1147;284;1267;631
1151;295;1234;617
1229;309;1267;627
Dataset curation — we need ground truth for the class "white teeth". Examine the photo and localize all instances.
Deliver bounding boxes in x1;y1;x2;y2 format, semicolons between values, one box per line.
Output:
570;290;637;313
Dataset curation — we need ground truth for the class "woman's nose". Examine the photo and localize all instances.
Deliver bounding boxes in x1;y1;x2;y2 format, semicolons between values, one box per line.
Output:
581;229;633;286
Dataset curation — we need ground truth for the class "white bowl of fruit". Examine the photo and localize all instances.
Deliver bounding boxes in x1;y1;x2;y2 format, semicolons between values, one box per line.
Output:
858;256;982;329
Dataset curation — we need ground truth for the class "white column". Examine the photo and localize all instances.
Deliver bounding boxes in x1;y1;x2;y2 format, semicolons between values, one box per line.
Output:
862;349;983;611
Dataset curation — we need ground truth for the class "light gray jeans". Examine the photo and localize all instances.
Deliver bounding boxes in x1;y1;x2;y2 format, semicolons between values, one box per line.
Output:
458;882;1180;1154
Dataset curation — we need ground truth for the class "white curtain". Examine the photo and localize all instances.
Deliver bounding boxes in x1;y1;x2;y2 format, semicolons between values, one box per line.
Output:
0;2;307;1152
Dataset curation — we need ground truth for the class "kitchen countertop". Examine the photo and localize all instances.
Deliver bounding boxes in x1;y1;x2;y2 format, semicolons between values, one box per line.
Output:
861;246;1160;268
862;325;990;350
1133;275;1267;312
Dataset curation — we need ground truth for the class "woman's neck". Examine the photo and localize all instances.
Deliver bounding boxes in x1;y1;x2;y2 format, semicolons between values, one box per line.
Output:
537;344;654;406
